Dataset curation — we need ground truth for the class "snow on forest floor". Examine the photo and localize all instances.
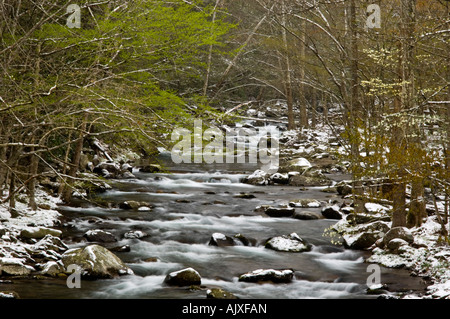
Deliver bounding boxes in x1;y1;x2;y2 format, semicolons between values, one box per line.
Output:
0;188;62;261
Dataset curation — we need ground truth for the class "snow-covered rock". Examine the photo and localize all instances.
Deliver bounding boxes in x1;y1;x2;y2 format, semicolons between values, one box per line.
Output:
83;229;117;243
382;227;414;246
289;199;321;208
123;230;148;239
244;170;270;185
0;257;35;276
164;267;201;286
61;245;133;279
265;233;311;252
238;268;294;283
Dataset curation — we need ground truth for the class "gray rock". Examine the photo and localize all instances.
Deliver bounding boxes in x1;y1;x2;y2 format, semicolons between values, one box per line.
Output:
344;232;381;250
209;233;235;247
289;199;321;208
0;258;34;276
233;193;256;199
293;211;321;220
234;233;257;246
83;229;117;243
336;181;352;196
206;288;238;299
33;235;68;253
244;170;270;185
164;268;201;286
139;164;161;173
119;201;150;210
239;269;294;283
40;261;65;277
269;173;290;185
321;206;342;220
61;244;133;279
288;174;331;187
20;227;62;240
110;245;131;253
264;207;295;217
123;230;148;239
387;238;409;254
93;162;121;177
265;233;312;252
382;227;414;246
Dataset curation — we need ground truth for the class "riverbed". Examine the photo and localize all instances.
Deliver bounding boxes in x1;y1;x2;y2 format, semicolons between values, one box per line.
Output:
3;161;428;299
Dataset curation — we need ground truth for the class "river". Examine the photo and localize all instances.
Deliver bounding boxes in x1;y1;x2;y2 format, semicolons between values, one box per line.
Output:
5;160;428;299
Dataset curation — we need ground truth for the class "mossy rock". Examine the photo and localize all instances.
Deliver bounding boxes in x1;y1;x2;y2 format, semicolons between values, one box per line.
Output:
61;244;133;279
207;288;238;299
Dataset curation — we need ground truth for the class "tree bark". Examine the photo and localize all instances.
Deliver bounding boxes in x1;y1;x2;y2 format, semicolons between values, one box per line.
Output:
62;114;87;203
349;0;364;214
282;0;295;130
299;18;308;129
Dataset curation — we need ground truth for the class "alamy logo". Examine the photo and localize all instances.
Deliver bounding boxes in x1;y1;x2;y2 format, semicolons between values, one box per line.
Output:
366;4;381;29
171;120;279;172
66;4;81;29
66;264;81;288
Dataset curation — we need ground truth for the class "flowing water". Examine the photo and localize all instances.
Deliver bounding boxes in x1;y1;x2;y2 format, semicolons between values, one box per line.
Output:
5;161;428;299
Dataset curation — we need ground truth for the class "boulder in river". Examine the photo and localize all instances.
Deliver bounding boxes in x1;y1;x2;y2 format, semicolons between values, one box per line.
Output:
123;230;148;239
336;181;352;196
238;269;294;283
243;170;270;185
288;174;330;187
209;233;236;247
279;157;312;173
269;173;290;185
293;211;321;220
164;267;201;286
206;288;238;299
83;229;117;243
264;207;295;218
321;206;343;220
289;199;321;208
234;193;256;199
139;164;161;173
119;200;151;210
265;233;311;252
61;244;133;279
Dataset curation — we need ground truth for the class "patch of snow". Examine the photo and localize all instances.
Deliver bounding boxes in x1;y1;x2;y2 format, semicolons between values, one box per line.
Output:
365;202;390;214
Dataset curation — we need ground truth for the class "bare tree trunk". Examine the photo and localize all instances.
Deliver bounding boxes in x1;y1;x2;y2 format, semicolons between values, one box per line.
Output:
299;18;308;129
349;0;364;214
311;88;317;128
203;0;222;96
63;114;87;203
27;144;39;211
282;0;295;130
